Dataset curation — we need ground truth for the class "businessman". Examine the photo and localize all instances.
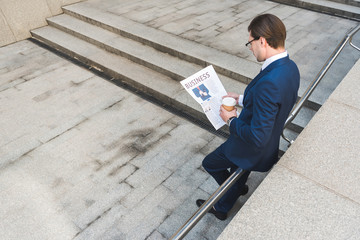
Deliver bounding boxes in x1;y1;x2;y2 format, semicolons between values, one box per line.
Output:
196;14;300;220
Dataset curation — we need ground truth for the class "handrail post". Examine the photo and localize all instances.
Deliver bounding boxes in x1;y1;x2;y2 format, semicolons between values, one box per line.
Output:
170;168;245;240
349;24;360;51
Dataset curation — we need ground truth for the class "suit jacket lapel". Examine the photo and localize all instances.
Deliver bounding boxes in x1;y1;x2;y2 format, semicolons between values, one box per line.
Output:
243;69;267;101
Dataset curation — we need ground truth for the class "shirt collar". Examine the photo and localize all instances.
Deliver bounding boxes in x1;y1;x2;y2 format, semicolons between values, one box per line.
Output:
261;51;288;71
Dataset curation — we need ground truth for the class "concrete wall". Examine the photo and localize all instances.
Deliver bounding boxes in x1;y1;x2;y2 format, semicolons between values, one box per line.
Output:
0;0;83;47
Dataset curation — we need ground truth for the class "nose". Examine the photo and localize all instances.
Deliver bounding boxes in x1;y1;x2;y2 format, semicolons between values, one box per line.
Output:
249;45;254;52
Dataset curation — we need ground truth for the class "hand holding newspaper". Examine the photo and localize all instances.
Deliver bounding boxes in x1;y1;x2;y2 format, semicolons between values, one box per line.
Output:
180;65;228;130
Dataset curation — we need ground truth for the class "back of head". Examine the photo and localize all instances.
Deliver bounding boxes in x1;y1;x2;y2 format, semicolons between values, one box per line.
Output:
248;14;286;49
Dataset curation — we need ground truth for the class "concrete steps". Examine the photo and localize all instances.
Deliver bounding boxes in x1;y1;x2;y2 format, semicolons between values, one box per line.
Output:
270;0;360;20
47;14;205;82
31;21;251;137
62;3;258;84
30;3;316;151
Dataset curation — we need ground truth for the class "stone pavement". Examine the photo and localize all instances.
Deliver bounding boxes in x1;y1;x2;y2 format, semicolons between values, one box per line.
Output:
0;40;267;239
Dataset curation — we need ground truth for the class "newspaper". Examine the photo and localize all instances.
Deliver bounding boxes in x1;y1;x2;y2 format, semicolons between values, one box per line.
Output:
180;65;227;130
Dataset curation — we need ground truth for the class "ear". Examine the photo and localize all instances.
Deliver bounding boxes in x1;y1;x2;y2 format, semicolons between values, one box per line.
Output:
260;37;267;47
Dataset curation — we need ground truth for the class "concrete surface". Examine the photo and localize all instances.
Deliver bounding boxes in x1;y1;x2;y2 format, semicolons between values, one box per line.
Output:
1;0;360;239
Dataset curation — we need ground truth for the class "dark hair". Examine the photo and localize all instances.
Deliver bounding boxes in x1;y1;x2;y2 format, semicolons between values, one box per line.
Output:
248;14;286;49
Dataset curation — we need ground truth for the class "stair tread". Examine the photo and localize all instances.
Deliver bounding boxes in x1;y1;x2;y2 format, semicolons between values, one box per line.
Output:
303;0;360;13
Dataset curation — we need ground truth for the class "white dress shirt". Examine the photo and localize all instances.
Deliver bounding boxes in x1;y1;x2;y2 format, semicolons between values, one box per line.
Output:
261;51;288;71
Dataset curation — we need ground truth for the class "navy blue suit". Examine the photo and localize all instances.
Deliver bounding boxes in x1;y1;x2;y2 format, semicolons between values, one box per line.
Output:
203;56;299;213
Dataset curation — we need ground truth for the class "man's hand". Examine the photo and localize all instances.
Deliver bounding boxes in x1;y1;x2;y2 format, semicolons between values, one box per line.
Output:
220;105;237;122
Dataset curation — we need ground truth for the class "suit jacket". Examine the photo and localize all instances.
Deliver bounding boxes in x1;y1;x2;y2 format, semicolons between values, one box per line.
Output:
223;56;300;172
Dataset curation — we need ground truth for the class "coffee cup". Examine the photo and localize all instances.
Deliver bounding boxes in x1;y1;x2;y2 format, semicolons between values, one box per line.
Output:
222;97;236;111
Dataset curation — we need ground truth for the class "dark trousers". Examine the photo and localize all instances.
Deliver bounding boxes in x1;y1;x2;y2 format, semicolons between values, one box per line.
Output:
202;144;250;213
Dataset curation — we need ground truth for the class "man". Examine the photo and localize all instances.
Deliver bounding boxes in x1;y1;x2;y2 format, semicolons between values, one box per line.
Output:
196;14;300;220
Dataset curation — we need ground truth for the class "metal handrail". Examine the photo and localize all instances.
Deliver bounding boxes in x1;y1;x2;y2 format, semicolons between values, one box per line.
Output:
282;24;360;145
170;168;245;240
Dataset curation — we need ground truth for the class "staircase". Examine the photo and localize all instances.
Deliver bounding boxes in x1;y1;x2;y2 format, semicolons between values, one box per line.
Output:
269;0;360;20
30;3;318;153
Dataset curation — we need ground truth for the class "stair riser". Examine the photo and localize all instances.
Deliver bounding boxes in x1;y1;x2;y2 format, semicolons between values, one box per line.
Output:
286;122;304;133
270;0;360;20
62;7;252;85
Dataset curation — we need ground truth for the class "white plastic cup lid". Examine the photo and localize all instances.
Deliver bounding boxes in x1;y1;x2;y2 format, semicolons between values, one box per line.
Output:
222;97;236;106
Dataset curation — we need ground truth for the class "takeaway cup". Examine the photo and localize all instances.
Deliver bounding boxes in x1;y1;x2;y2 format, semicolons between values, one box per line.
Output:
222;97;236;111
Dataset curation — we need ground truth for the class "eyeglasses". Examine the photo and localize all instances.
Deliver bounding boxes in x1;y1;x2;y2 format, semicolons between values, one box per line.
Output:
245;37;260;48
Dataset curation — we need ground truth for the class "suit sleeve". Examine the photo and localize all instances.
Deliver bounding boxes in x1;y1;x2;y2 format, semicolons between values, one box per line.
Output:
229;80;279;149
